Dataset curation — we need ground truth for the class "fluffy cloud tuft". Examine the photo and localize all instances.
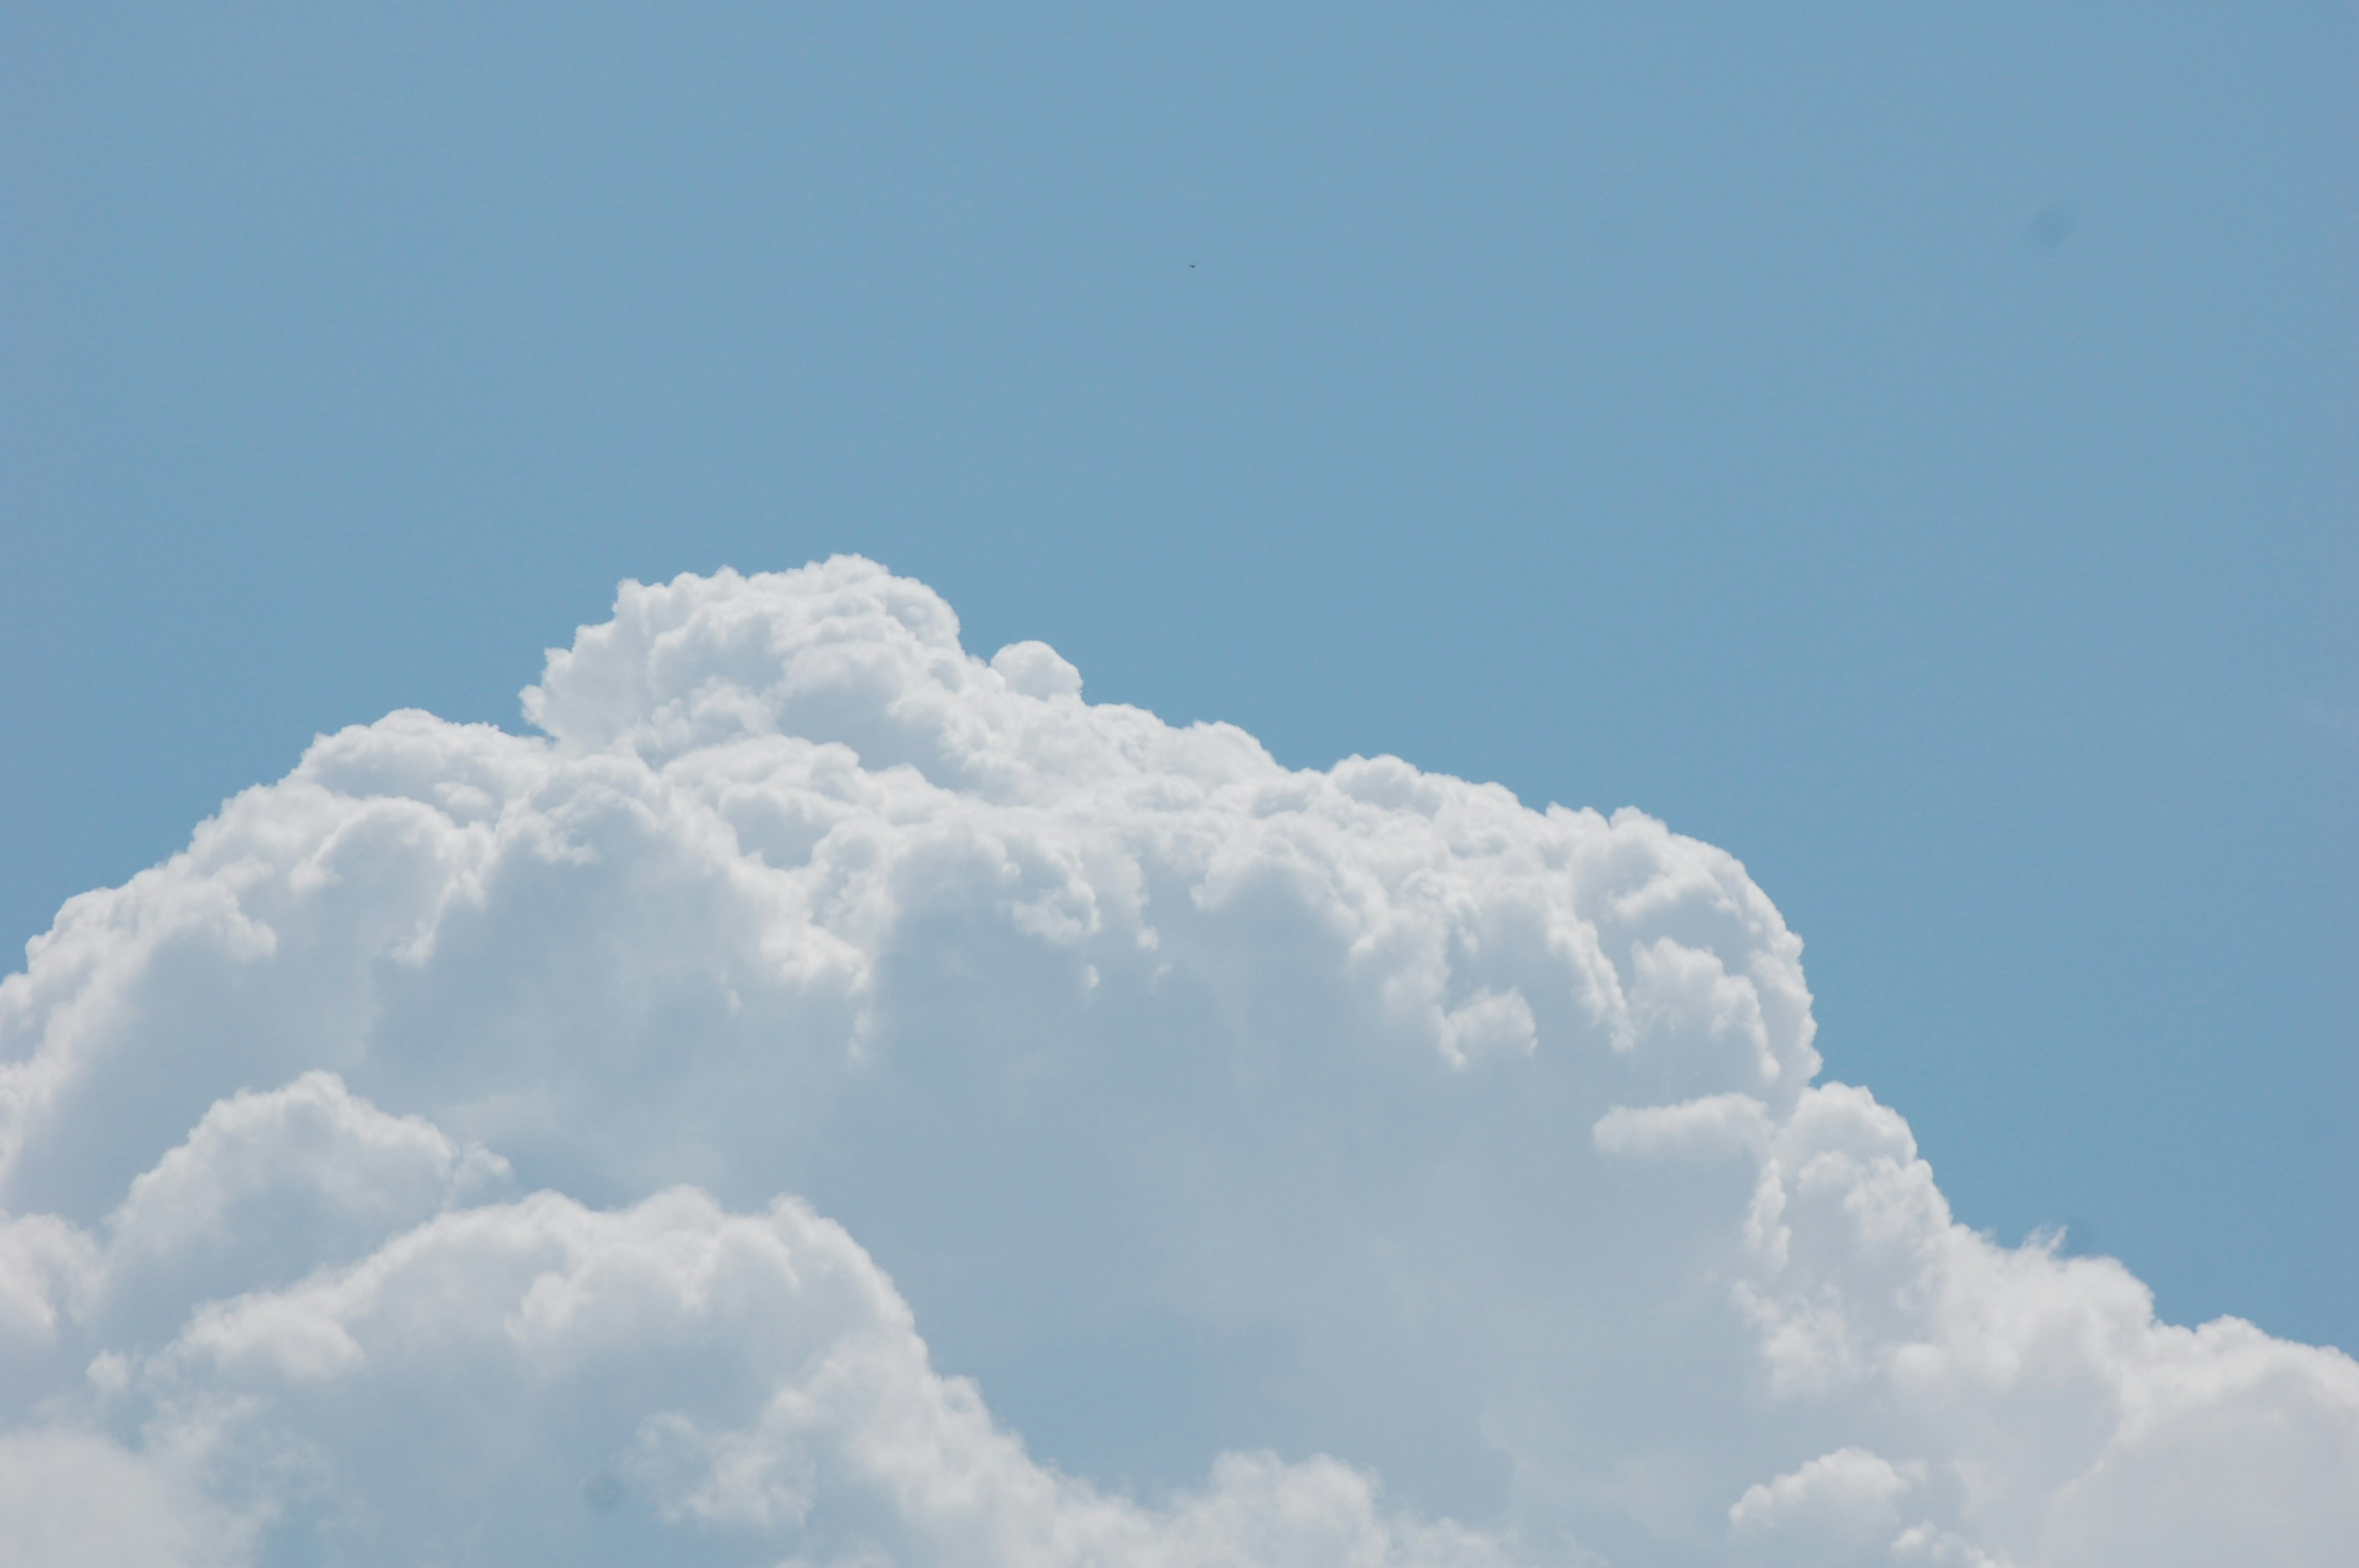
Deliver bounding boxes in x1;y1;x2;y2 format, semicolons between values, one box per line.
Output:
2;558;2351;1565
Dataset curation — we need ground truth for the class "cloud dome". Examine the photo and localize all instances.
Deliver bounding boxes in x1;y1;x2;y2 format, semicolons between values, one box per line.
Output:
2;558;2350;1565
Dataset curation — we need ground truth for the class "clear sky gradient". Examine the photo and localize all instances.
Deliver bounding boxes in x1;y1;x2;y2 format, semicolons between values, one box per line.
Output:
4;1;2352;1355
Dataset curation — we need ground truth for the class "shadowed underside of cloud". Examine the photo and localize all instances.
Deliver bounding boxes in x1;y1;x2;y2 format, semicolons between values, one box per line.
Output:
1;558;2351;1566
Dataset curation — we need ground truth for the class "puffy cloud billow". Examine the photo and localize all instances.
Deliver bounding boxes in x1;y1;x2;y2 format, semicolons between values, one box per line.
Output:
2;558;2351;1566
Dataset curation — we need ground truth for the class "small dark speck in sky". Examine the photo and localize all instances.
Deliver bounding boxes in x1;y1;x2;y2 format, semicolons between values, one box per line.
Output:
2026;203;2076;255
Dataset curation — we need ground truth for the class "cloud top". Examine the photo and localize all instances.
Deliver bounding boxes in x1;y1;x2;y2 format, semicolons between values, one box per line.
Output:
2;558;2351;1565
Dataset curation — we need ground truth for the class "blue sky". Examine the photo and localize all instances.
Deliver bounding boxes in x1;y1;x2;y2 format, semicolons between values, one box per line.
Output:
4;0;2352;1379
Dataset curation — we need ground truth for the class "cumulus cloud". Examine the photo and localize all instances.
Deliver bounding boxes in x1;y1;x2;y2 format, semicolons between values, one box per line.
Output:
1;556;2351;1566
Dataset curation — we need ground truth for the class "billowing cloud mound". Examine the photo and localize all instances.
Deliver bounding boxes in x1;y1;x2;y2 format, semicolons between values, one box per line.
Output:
2;558;2352;1566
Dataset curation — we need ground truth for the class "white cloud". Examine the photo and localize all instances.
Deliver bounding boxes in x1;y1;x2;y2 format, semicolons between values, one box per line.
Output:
0;1424;249;1568
1;557;2351;1564
1727;1446;1922;1561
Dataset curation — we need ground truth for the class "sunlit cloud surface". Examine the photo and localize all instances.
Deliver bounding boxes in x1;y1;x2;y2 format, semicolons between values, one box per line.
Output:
3;560;2350;1566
